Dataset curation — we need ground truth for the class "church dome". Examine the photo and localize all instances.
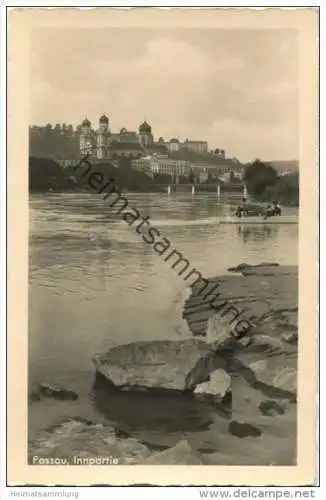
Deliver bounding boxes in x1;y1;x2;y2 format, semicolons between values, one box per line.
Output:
82;118;91;127
139;121;151;133
99;114;109;124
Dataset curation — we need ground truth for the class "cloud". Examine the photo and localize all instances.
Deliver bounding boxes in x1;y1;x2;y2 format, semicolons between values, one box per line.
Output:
206;119;298;162
30;28;298;161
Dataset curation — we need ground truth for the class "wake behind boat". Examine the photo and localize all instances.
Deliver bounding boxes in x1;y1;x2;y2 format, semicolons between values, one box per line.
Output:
218;215;298;225
120;214;298;229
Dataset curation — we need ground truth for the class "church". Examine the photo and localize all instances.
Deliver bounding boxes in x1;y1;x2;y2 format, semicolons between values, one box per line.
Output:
79;115;167;160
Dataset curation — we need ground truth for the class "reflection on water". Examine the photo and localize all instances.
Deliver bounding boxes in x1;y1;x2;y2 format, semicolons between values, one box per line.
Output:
236;224;279;244
29;193;298;447
93;379;214;434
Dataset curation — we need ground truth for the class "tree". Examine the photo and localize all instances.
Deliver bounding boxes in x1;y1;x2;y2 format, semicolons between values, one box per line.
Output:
244;159;278;198
262;172;299;206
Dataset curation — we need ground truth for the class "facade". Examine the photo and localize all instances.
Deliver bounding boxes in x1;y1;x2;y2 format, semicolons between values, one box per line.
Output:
110;141;144;158
151;155;191;177
165;138;208;154
79;116;154;160
166;138;181;152
183;139;208;154
132;154;191;178
190;162;219;177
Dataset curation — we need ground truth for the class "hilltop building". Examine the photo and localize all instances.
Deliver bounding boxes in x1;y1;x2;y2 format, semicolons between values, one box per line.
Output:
165;138;208;154
79;116;168;160
79;115;209;160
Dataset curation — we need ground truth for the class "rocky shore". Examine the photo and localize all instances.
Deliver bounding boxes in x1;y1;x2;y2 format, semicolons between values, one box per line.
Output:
29;262;298;466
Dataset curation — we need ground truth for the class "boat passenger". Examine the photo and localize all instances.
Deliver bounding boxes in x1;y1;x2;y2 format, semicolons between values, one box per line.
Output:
272;201;282;216
235;198;248;218
263;204;275;219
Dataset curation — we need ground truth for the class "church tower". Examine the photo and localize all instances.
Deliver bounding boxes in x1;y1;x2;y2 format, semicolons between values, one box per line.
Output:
79;118;93;156
96;114;110;160
138;121;153;147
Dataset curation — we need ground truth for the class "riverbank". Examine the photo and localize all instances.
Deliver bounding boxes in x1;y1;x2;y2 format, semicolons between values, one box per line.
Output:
29;156;165;193
28;262;297;466
253;172;299;207
184;262;298;464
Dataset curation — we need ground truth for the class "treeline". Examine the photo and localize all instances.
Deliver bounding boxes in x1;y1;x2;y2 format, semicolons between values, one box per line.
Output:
29;124;80;159
244;159;299;206
29;156;164;193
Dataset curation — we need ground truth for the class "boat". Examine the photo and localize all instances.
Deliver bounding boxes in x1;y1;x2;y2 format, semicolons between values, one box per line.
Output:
218;215;298;225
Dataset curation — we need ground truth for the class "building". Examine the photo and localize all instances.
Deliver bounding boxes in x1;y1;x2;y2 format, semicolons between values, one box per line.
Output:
166;138;181;152
110;141;144;159
79;115;212;162
183;139;208;154
79;118;94;156
190;162;219;178
164;138;208;154
133;154;191;178
138;121;153;147
96;114;110;159
79;116;155;160
152;156;191;177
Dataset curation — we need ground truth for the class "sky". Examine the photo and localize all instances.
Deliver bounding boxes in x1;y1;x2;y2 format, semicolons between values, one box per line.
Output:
30;28;298;162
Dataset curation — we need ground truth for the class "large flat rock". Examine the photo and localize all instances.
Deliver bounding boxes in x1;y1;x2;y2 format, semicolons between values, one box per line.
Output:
93;338;221;392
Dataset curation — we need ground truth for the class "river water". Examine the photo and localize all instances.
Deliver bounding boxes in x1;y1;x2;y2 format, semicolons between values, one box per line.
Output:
29;193;298;460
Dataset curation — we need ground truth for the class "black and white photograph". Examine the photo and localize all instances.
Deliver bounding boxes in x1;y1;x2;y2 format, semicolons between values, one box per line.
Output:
6;7;319;487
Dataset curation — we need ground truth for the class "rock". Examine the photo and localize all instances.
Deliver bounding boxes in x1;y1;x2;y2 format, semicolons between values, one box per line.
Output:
28;418;151;465
272;367;297;394
281;331;298;344
139;440;204;465
228;262;279;273
248;359;297;395
38;383;78;401
244;334;285;355
228;420;262;438
259;400;286;416
194;368;231;404
182;263;298;463
206;312;239;349
92;338;216;392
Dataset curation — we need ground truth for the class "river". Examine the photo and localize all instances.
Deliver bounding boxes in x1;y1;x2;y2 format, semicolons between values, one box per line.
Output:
28;192;298;460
